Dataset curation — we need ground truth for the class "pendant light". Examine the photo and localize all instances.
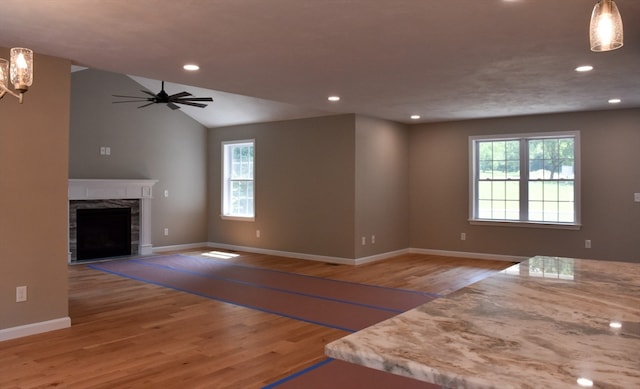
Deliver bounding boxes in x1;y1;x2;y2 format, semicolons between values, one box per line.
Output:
0;47;34;103
589;0;623;52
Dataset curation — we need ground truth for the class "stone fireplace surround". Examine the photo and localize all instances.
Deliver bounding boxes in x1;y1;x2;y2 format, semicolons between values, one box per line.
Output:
68;179;158;262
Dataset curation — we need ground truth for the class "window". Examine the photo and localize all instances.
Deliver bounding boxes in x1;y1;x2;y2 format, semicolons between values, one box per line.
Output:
469;132;580;228
222;140;255;220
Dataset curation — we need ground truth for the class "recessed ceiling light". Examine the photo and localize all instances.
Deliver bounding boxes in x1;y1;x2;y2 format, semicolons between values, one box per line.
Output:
575;65;593;72
410;115;421;120
328;96;340;102
183;64;200;71
608;98;622;104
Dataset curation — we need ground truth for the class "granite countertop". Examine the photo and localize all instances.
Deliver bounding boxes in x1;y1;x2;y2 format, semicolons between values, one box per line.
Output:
325;256;640;388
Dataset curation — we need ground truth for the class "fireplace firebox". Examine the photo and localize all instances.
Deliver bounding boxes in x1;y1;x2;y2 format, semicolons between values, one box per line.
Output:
77;207;132;261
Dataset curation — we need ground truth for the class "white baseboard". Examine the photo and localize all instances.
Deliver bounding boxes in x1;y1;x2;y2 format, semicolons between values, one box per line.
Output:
207;242;358;265
189;242;526;265
354;248;411;265
410;248;527;262
0;317;71;342
153;242;210;253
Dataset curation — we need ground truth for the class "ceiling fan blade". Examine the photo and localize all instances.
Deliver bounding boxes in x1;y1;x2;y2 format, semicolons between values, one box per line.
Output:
112;94;149;99
175;101;209;108
174;97;214;102
169;91;192;99
113;100;152;104
114;84;213;111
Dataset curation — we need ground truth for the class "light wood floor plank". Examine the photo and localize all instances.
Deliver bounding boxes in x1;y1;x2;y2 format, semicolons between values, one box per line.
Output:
0;249;511;388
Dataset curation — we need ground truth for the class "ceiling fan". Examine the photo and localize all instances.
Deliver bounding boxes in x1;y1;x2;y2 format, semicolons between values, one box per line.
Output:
113;81;213;110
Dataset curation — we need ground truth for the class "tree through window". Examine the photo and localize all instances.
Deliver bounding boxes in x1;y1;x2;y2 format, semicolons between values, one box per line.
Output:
222;140;255;220
470;132;580;227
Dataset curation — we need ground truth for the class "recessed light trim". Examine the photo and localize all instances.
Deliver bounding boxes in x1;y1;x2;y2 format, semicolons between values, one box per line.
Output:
608;98;622;104
328;96;340;102
183;64;200;71
575;65;594;72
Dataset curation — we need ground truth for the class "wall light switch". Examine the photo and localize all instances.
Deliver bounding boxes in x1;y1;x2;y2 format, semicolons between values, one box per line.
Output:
634;193;640;202
105;147;111;156
100;146;106;155
16;286;27;302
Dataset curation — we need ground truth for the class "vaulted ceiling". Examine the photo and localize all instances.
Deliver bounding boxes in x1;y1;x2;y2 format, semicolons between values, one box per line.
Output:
1;0;639;127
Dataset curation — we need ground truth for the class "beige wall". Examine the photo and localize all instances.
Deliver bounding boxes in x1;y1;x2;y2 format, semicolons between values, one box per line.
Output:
355;116;409;257
208;115;357;258
409;108;640;262
69;69;208;247
0;49;70;329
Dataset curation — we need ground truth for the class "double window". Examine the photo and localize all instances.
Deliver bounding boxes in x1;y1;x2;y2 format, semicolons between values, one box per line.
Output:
222;140;255;220
469;132;580;228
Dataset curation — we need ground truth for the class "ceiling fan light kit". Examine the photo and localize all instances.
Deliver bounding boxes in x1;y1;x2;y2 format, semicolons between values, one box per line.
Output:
589;0;624;52
113;81;213;110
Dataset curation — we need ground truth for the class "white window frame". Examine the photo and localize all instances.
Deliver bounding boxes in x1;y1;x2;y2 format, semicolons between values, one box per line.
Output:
221;139;255;221
469;131;581;230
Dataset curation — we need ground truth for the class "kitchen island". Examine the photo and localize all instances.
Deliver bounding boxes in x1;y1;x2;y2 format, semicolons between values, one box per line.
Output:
325;256;640;388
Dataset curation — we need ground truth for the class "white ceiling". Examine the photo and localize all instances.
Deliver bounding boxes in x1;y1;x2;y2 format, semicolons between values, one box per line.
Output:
1;0;639;127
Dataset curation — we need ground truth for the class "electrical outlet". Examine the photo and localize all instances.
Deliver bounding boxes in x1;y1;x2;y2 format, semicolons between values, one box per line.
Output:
256;229;261;238
585;240;591;249
371;235;376;244
460;232;466;241
16;286;27;302
361;236;366;246
164;228;169;236
164;190;169;198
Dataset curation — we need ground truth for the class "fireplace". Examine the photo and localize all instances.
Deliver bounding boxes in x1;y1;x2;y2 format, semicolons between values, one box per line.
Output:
69;199;140;261
68;179;158;263
77;207;132;260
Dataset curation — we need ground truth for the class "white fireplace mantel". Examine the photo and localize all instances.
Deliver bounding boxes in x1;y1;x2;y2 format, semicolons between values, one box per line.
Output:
68;179;158;200
68;179;159;259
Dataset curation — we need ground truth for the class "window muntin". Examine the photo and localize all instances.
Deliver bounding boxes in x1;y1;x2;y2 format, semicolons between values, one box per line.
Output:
222;140;254;220
470;132;579;227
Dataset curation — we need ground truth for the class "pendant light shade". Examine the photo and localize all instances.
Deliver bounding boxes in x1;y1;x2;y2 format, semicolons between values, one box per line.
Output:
9;48;33;92
0;47;34;103
589;0;623;52
0;59;8;91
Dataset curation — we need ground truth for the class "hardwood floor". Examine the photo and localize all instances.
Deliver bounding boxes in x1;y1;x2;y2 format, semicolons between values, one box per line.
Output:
0;250;511;389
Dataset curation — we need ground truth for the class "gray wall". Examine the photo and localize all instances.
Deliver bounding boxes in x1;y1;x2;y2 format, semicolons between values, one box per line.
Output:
355;115;410;257
409;108;640;262
0;49;70;330
69;70;208;247
208;115;357;259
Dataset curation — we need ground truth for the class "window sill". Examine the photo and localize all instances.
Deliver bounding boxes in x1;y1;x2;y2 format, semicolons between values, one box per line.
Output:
469;219;581;230
221;215;255;222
